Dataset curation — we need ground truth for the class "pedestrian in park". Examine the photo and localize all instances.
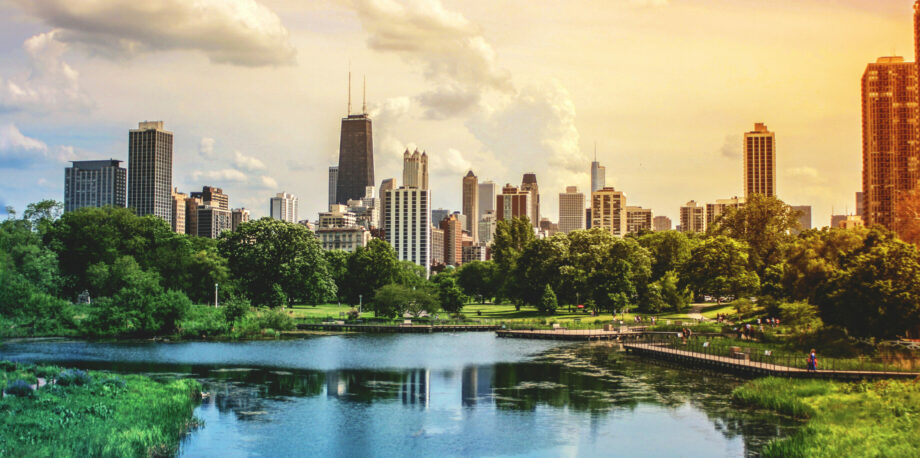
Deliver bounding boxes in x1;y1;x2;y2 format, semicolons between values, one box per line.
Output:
807;349;818;372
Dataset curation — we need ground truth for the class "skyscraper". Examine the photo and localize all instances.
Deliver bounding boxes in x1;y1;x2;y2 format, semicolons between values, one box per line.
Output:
128;121;173;222
478;211;496;245
743;123;776;198
270;192;299;223
384;148;431;275
680;201;706;233
231;208;250;231
379;178;395;230
462;171;479;242
64;159;126;213
496;184;531;223
171;188;186;234
591;157;606;193
440;213;463;267
861;56;918;231
197;205;231;239
402;149;429;189
558;186;585;234
521;173;540;227
855;191;865;218
478;181;496;222
591;187;626;237
190;186;229;210
184;196;200;236
328;166;338;206
335;95;374;204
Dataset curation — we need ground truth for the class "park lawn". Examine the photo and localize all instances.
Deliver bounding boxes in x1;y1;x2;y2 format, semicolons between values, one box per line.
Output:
733;377;920;457
289;304;375;320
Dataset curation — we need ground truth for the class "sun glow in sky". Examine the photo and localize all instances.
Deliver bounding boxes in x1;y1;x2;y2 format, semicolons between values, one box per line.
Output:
0;0;915;226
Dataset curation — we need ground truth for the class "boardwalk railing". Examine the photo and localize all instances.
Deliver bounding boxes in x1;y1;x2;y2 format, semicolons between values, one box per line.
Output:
635;333;920;375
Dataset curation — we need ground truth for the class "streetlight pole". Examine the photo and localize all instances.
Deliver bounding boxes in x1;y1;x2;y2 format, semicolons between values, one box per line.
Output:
214;283;219;308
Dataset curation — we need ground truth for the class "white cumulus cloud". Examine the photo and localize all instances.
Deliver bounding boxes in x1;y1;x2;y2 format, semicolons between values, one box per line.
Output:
199;137;216;158
0;31;92;113
260;175;278;189
192;168;248;183
0;124;48;152
12;0;297;66
233;150;266;171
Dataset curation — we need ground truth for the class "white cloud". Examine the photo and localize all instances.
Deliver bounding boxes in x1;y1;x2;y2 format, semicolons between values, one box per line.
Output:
192;168;248;183
719;134;741;158
12;0;296;66
787;166;826;183
351;0;511;118
233;150;266;171
0;31;92;113
199;137;216;158
260;175;278;189
429;147;472;176
0;124;48;152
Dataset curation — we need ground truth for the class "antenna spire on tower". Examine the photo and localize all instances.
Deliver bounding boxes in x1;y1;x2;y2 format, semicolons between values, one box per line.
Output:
362;75;367;114
347;70;352;115
594;141;597;161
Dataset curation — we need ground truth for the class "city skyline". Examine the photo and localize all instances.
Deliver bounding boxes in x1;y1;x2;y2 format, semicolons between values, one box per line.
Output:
0;1;916;225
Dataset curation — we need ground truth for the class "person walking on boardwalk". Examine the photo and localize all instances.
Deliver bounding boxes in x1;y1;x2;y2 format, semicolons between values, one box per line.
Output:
807;349;818;372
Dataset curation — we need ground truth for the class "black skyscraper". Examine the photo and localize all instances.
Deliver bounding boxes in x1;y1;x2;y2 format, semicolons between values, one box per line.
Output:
335;113;374;204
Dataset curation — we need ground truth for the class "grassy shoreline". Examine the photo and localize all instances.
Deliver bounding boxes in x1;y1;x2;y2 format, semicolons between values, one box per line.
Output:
1;361;201;456
732;377;920;457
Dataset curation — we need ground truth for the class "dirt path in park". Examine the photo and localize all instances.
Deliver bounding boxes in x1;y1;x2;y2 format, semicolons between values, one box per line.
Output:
687;304;706;321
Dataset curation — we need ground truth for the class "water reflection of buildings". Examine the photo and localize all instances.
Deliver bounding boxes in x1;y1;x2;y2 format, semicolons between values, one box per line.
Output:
324;369;430;407
399;369;429;407
461;365;493;406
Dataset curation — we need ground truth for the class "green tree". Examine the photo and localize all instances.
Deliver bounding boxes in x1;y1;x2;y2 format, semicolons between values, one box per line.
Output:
772;227;868;303
491;216;535;308
433;272;465;315
324;250;351;303
639;230;692;281
513;235;571;306
707;194;801;277
817;230;920;339
218;218;335;307
538;284;558;315
457;260;500;303
372;284;439;319
565;230;651;313
653;270;690;312
343;239;400;307
680;235;760;303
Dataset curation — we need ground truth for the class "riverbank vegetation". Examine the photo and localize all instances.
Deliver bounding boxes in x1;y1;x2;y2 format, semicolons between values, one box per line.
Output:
0;360;201;456
732;377;920;457
3;194;920;344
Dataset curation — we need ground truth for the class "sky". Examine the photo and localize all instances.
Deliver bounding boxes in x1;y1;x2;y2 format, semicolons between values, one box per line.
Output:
0;0;915;227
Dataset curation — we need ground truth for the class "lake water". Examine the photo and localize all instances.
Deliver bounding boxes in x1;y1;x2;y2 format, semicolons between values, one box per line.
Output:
0;333;799;457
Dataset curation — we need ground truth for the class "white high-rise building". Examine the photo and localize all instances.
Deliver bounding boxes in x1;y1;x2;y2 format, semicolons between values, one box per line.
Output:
385;149;431;275
478;211;496;245
270;192;299;223
478;181;496;223
558;186;585;234
591;160;606;193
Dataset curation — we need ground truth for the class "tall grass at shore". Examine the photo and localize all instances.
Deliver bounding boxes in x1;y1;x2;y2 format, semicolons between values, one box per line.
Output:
732;377;920;457
1;361;201;457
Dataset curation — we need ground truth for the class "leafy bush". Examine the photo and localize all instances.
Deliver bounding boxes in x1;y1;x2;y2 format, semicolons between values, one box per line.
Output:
56;369;90;387
222;296;250;324
178;304;226;338
4;379;33;397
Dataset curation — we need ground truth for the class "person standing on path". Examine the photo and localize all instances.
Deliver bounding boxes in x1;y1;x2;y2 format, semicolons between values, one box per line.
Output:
807;349;818;372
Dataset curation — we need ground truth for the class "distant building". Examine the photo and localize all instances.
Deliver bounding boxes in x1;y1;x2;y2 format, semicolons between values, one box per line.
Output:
231;208;250;231
378;178;395;231
591;187;627;237
430;226;445;267
335;110;374;205
190;186;229;210
462;243;487;264
440;213;463;266
128;121;173;222
328;166;338;206
706;196;744;227
462;171;479;242
680;201;706;233
478;211;496;245
862;56;917;233
496;184;532;223
319;205;357;228
170;188;186;234
626;206;652;234
539;218;559;237
64;159;126;213
197;205;231;239
585;208;592;229
478;181;496;223
830;214;847;229
384;150;431;275
184;196;200;236
744;122;775;198
855;191;865;218
270;192;299;223
558;186;585;234
347;186;378;229
591;159;606;193
431;208;450;226
838;215;865;230
316;226;370;252
521;173;540;228
653;215;672;232
791;205;812;232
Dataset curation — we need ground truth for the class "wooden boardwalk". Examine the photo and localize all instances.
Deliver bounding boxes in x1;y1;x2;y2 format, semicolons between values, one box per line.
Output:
496;329;645;341
296;323;499;333
623;342;920;380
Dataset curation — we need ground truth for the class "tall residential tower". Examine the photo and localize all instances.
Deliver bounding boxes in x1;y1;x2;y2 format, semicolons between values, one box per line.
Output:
743;123;776;198
462;171;479;242
128;121;173;222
